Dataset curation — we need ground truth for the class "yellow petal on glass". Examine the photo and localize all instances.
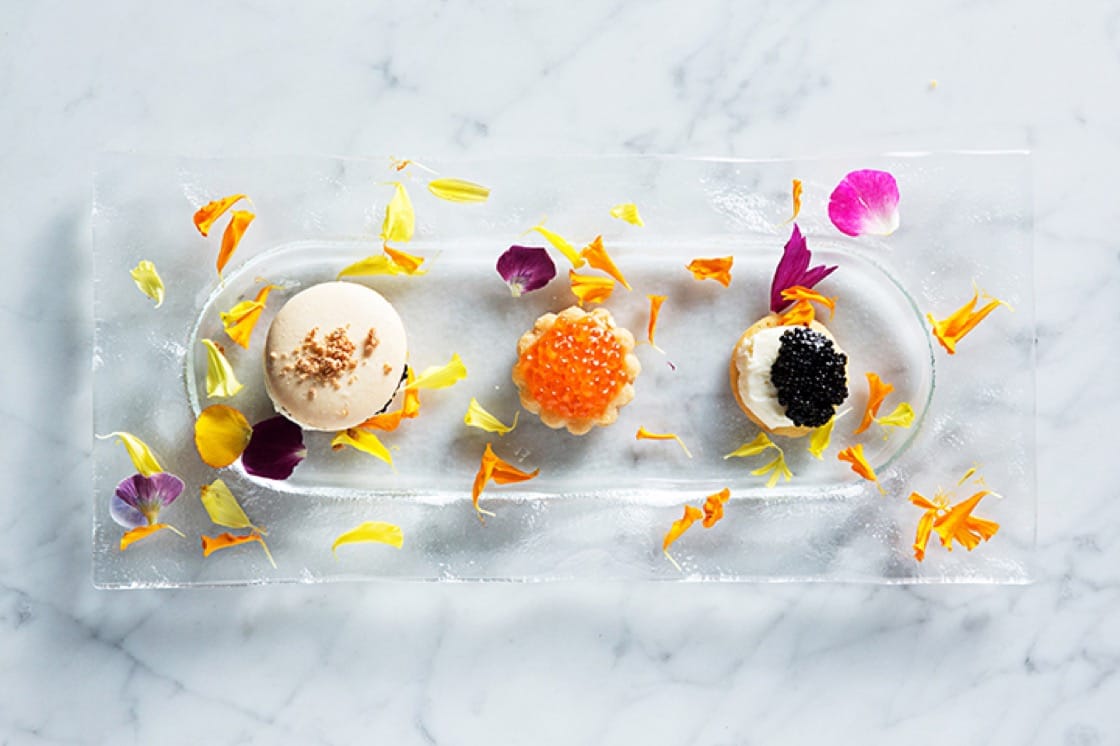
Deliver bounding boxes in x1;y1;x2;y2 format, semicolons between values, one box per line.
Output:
358;369;420;432
527;223;584;268
875;401;915;430
685;257;733;287
854;372;894;435
200;338;244;399
837;443;885;494
96;431;163;477
331;428;394;467
646;294;667;351
201;531;276;568
609;202;645;227
193;194;246;237
957;465;981;486
750;450;793;488
120;523;184;551
331;521;404;556
569;270;615;306
781;179;803;225
579;235;631;290
808;417;836;460
129;260;165;308
780;285;836;319
406;353;467;391
200;478;264;533
723;432;775;459
337;254;409;278
464;398;519;435
383;245;427;274
428;177;491;203
927;285;1011;355
662;504;703;572
219;283;278;349
635;426;693;458
380;182;415;243
193;404;253;468
217;210;255;275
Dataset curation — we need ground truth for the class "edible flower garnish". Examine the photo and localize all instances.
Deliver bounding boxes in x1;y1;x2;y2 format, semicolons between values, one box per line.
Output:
193;194;246;237
464;398;519;435
853;372;894;435
809;417;836;459
337;246;428;278
770;224;837;312
837;443;885;494
194;404;253;468
199;478;275;567
241;415;306;480
111;472;186;550
332;521;404;555
579;236;631;290
724;432;775;459
527;221;584;268
201;532;273;563
875;402;915;434
358;369;420;432
910;489;999;561
217;210;255;275
609;203;644;226
471;443;540;520
200;339;244;398
496;245;556;297
724;432;792;487
383;245;427;274
927;285;1010;355
220;283;279;349
702;488;731;528
780;286;836;319
686;257;733;287
782;179;803;224
828;169;900;237
406;353;467;391
662;505;702;570
646;294;666;351
569;270;616;306
428;177;490;203
635;427;693;458
129;260;165;308
777;301;814;326
96;431;163;477
381;182;415;243
331;428;393;467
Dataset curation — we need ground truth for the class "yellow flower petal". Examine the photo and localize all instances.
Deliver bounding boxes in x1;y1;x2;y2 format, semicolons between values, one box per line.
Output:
406;353;467;391
579;236;631;290
337;254;408;278
200;478;263;533
875;402;915;430
358;369;420;432
779;285;836;320
750;451;793;488
200;338;244;398
635;427;692;458
96;431;163;477
428;177;490;203
647;294;666;350
527;223;584;268
383;245;427;274
129;260;165;308
217;210;254;275
464;398;519;435
569;270;615;306
220;284;279;349
120;523;182;551
380;182;415;243
331;429;394;466
331;521;404;556
193;404;252;468
781;179;803;225
609;203;644;226
193;194;246;237
685;257;733;287
808;417;836;459
723;432;775;459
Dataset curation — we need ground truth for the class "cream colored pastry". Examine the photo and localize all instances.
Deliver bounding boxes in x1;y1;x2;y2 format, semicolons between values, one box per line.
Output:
264;281;407;431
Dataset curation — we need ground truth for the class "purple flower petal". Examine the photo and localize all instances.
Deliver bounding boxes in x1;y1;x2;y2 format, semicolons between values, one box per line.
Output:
111;472;184;528
769;224;838;312
496;245;556;297
828;169;900;237
242;415;307;480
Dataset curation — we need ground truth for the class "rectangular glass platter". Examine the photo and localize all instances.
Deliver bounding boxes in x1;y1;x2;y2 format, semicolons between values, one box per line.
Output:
92;153;1035;586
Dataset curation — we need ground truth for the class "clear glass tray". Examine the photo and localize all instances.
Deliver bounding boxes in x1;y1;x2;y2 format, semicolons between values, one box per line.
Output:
92;152;1035;587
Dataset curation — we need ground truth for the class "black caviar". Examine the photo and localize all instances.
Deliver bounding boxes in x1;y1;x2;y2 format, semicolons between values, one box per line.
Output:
770;327;848;427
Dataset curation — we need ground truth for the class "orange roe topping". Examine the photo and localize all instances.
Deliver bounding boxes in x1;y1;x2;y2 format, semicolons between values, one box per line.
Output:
520;316;627;420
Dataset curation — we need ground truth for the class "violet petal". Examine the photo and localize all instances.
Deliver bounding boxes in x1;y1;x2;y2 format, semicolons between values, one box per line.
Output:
242;415;307;480
111;472;184;528
769;224;838;312
496;245;556;296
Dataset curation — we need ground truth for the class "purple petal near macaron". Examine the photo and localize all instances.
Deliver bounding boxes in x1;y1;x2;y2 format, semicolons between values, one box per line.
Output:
828;169;900;237
497;245;556;297
242;415;307;480
110;472;185;529
769;224;838;313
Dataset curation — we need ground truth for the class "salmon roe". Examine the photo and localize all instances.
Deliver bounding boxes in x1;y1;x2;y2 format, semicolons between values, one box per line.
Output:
519;316;628;420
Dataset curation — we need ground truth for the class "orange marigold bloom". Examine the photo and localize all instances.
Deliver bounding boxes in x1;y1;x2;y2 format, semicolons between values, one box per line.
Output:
927;287;1010;355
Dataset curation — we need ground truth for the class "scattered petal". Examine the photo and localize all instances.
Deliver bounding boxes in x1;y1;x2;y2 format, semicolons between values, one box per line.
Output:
338;254;406;277
331;428;393;466
129;260;165;308
635;427;692;458
406;353;467;391
96;431;164;477
579;236;631;290
331;521;404;555
808;417;836;459
686;257;733;287
200;478;264;533
471;443;539;519
701;488;731;528
609;203;644;226
781;179;803;225
723;432;775;459
428;177;490;203
383;245;427;274
464;398;519;435
358;369;420;432
957;466;979;486
829;169;900;237
217;210;255;275
569;269;616;306
380;182;415;243
909;491;941;562
194;404;253;468
496;245;556;297
111;472;185;529
662;504;703;570
770;224;838;312
933;490;1000;553
193;194;246;237
854;372;894;435
242;415;307;480
220;284;279;349
647;295;667;350
780;285;836;319
120;523;182;551
776;299;815;326
837;443;885;494
875;401;915;431
527;223;584;268
201;338;244;398
201;532;275;567
751;451;793;488
927;286;1011;355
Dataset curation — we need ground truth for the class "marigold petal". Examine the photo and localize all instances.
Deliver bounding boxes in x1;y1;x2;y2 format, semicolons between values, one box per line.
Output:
383;245;427;274
609;203;644;226
635;427;692;458
913;508;937;562
129;260;165;308
427;177;490;203
663;504;703;554
528;223;584;268
701;488;731;528
201;338;244;398
579;236;631;290
464;398;518;435
933;490;999;552
777;299;815;326
685;257;733;287
201;532;275;568
723;432;775;459
217;210;254;275
646;295;666;350
331;428;393;466
854;372;894;435
220;284;278;349
471;443;539;519
875;402;915;430
751;452;793;488
96;431;163;477
927;287;1010;355
780;285;836;319
338;255;407;278
193;194;246;237
837;443;884;494
781;179;803;225
359;370;420;432
569;270;616;306
120;523;179;551
381;182;415;243
808;417;836;459
331;521;404;555
194;404;253;468
407;353;467;391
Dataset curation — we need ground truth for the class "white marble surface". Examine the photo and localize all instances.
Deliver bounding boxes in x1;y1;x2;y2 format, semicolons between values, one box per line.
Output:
1;0;1117;743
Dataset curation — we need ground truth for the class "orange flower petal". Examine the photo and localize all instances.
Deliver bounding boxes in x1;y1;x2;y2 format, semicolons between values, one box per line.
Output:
217;210;255;275
220;283;279;349
685;257;733;287
927;286;1010;355
837;443;884;494
383;244;427;274
193;194;246;237
471;443;539;520
662;504;703;570
579;236;631;290
933;490;999;552
853;372;894;435
635;426;692;458
777;299;815;326
569;269;615;306
201;531;275;567
194;404;253;468
782;179;803;224
780;285;836;319
120;523;182;551
647;294;666;350
701;488;731;528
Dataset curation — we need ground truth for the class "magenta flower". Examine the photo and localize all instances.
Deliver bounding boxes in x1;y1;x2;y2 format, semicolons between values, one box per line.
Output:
828;169;900;237
496;245;556;297
111;472;185;528
770;224;838;312
242;415;307;480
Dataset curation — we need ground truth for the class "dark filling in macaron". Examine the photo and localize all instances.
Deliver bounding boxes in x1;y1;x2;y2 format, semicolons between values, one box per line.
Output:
770;327;848;427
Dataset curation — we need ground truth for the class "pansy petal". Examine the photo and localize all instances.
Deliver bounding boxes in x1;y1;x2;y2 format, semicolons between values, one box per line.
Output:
701;488;731;528
201;339;244;399
129;260;165;308
242;415;307;480
331;428;393;466
193;194;246;237
201;532;275;567
646;294;667;350
579;236;631;290
496;245;556;297
112;473;184;529
569;270;615;306
381;182;415;243
686;257;733;287
854;372;894;435
828;170;900;237
428;178;490;203
609;203;644;226
528;223;584;268
407;353;467;391
331;521;404;555
217;210;254;275
635;427;692;458
120;523;180;551
464;398;518;435
194;404;253;468
96;431;163;477
770;225;838;312
200;478;262;532
110;492;147;530
220;284;279;349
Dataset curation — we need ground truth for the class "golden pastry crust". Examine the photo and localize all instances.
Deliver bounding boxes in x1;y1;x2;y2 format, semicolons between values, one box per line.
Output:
512;306;641;435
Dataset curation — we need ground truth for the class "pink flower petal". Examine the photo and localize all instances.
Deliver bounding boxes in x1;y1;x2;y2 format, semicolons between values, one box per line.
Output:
828;170;900;237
